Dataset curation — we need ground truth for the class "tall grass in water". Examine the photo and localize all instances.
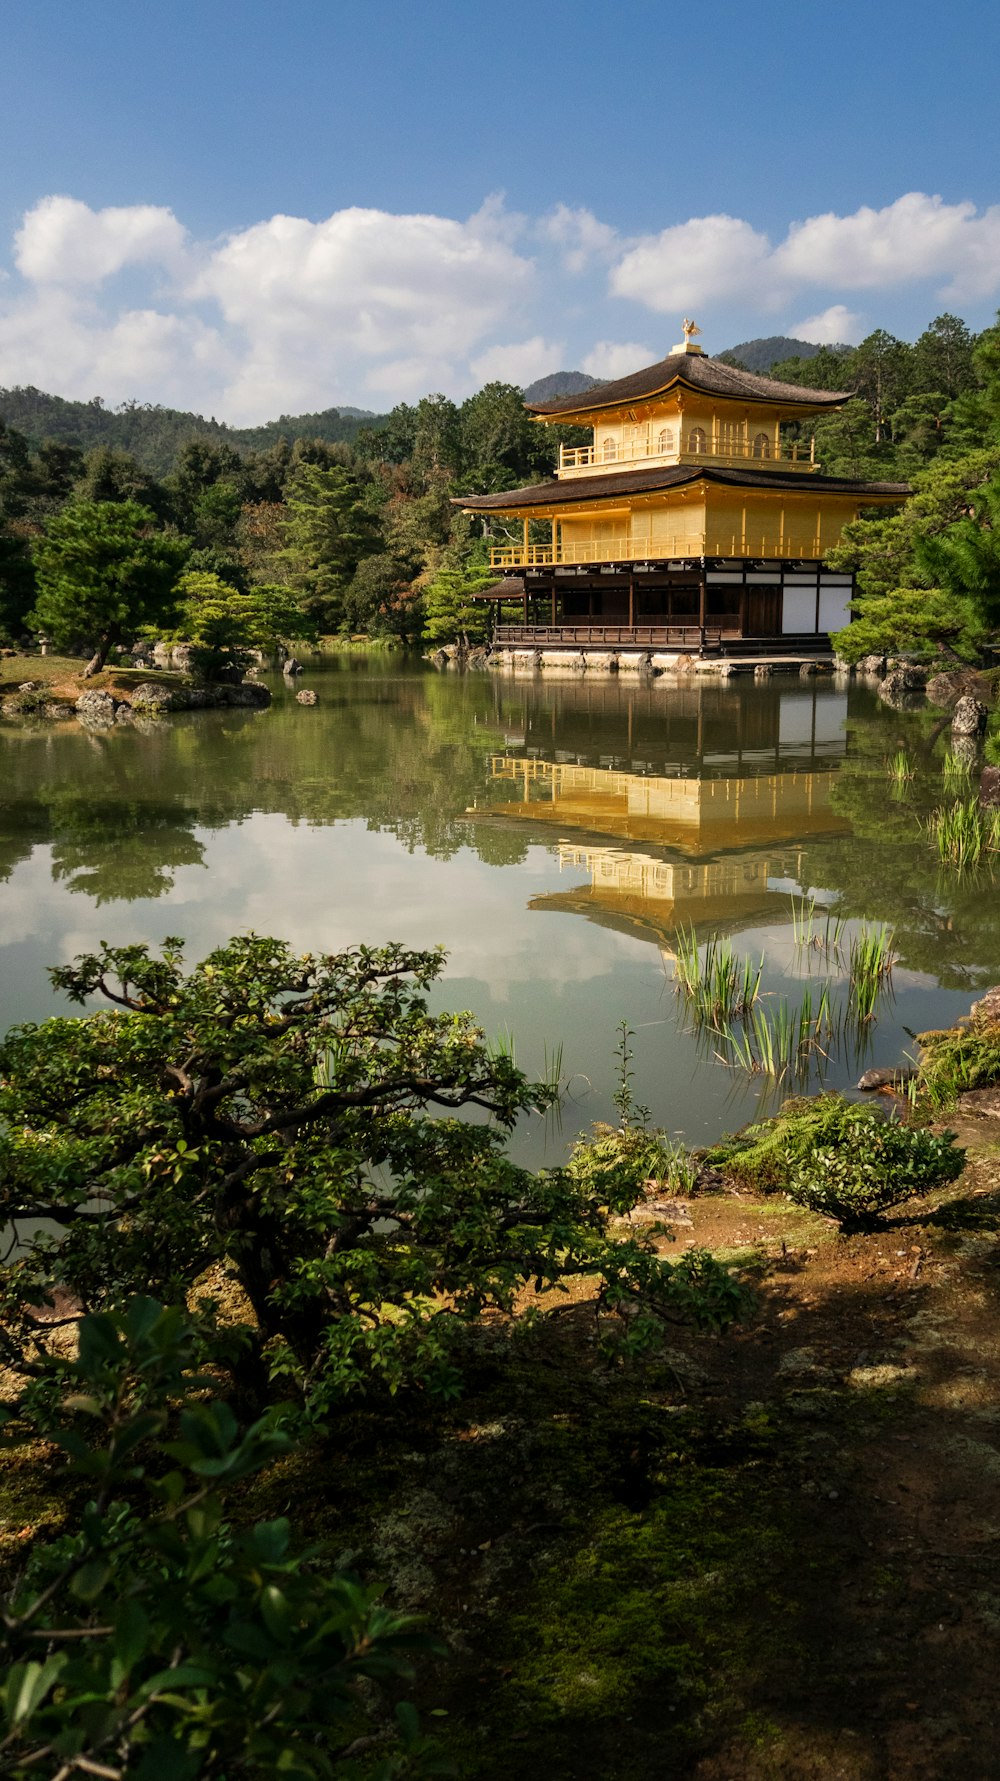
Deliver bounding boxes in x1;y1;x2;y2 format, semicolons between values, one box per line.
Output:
717;984;833;1084
673;925;762;1028
848;923;896;1023
926;799;1000;871
887;749;914;785
790;894;846;961
942;750;972;793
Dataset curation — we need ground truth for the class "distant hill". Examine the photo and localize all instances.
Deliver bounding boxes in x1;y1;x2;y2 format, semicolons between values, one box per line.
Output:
522;371;599;403
0;386;385;477
716;336;851;374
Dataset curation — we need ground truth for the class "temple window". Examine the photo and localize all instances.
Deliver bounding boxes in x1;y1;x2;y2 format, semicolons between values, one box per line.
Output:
752;431;771;458
657;426;675;453
601;437;618;462
688;426;707;454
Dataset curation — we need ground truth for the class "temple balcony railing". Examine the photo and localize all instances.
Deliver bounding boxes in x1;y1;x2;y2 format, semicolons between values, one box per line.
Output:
489;532;825;569
557;437;816;477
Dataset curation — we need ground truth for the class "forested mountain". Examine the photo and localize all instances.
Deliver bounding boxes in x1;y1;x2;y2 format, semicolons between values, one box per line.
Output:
718;336;851;373
522;371;599;403
0;387;383;477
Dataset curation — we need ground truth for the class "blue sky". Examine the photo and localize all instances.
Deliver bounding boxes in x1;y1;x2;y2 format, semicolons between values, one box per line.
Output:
2;0;999;420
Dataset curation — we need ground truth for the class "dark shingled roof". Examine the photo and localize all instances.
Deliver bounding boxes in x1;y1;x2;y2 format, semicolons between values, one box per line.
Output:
455;464;910;513
526;351;850;417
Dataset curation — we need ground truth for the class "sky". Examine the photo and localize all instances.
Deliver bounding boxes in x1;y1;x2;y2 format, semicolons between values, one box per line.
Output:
2;0;1000;423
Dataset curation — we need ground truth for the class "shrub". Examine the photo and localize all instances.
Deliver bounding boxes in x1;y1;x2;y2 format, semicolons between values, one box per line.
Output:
703;1095;965;1229
782;1116;964;1229
916;1020;1000;1107
568;1124;697;1211
0;1298;441;1780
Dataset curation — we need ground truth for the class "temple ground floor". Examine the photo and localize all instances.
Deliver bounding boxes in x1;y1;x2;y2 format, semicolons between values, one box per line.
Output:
483;557;854;659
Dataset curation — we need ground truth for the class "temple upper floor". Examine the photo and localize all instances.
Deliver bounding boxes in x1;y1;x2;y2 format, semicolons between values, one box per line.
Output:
533;325;848;483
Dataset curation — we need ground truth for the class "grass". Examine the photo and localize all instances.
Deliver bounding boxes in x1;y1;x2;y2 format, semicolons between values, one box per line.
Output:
789;896;846;962
925;798;1000;871
848;923;896;1023
0;652;189;703
942;749;973;792
673;926;762;1028
887;748;914;785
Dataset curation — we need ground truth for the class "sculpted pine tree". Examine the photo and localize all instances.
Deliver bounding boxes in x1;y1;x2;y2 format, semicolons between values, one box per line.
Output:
0;936;741;1414
29;499;189;674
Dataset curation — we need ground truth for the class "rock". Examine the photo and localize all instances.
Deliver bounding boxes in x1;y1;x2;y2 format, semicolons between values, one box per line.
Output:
42;702;74;720
799;661;820;677
879;664;927;704
670;652;696;673
855;653;887;678
980;766;1000;811
970;985;1000;1026
466;646;489;669
950;734;981;771
74;690;119;725
832;655;855;675
754;663;773;680
926;669;980;709
956;1085;1000;1119
220;681;270;708
282;657;303;677
114;703;135;725
17;681;39;693
130;681;184;712
429;649;448;668
296;688;319;705
857;1066;915;1091
951;695;989;738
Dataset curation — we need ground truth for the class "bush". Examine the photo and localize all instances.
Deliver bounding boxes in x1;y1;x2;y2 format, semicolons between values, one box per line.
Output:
704;1095;965;1229
0;1298;442;1780
568;1124;697;1210
917;1020;1000;1107
783;1115;964;1229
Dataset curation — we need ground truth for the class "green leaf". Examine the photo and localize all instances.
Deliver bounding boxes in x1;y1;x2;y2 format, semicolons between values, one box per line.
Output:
70;1557;113;1602
4;1654;68;1725
113;1597;151;1671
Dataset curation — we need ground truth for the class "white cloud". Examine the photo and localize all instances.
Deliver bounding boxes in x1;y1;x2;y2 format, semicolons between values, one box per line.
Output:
773;192;1000;299
5;188;1000;421
541;203;619;272
189;203;535;419
611;214;771;312
582;340;656;380
789;304;863;345
14;195;187;284
469;335;565;386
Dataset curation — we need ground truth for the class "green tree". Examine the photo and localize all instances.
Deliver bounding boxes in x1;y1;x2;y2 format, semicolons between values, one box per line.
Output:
0;1298;440;1780
849;330;914;444
422;566;495;647
0;937;740;1418
172;570;312;680
28;500;190;674
281;463;378;631
912;313;977;401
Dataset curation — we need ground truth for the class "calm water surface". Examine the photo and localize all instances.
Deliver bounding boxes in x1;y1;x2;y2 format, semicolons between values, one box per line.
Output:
1;657;996;1165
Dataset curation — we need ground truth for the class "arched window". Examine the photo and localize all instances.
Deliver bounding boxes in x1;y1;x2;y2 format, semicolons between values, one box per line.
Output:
752;431;771;459
601;437;618;462
688;426;707;454
657;426;675;454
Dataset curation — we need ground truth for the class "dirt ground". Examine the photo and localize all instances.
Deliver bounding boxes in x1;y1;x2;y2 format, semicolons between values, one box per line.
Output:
254;1109;1000;1781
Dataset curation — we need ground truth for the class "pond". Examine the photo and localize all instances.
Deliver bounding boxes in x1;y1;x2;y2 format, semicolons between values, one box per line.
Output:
0;656;996;1166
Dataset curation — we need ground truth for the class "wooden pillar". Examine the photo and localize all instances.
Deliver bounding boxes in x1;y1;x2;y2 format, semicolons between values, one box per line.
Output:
551;582;557;627
522;518;529;563
522;586;528;625
628;570;635;630
698;569;707;655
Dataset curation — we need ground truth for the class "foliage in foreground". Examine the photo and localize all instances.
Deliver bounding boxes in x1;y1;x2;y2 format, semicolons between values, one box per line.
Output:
703;1095;964;1229
0;1298;442;1781
916;1017;1000;1108
0;939;741;1418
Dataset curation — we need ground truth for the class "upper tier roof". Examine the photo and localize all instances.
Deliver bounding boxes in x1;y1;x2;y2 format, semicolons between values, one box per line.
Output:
526;351;851;418
456;464;909;512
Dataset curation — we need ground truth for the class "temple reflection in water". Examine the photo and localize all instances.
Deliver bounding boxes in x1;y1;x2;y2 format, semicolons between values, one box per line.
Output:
474;682;850;952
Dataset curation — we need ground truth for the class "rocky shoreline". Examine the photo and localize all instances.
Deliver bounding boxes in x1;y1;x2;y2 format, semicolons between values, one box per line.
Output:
1;677;271;728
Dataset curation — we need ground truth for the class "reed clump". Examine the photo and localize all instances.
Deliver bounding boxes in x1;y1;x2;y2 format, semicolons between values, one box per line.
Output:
925;798;1000;870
